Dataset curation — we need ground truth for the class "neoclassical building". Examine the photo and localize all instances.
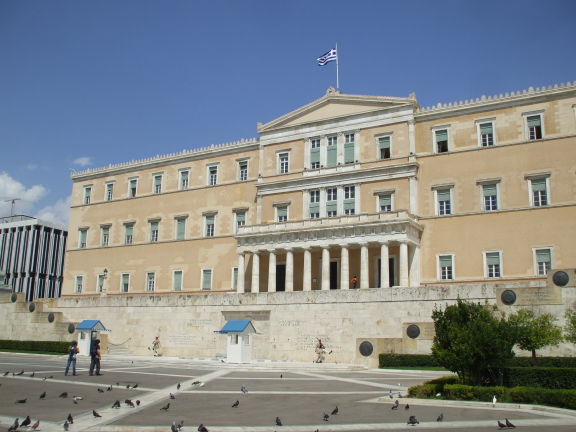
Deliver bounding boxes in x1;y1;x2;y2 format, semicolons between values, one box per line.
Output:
40;82;576;363
64;83;576;297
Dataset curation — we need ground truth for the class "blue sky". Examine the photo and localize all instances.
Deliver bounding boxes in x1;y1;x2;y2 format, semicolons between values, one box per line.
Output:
1;0;575;226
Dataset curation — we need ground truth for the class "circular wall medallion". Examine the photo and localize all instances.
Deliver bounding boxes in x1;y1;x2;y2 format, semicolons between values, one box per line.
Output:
47;312;55;323
501;289;517;305
10;293;17;303
67;323;75;334
28;302;36;312
407;324;421;339
359;341;374;357
552;271;569;287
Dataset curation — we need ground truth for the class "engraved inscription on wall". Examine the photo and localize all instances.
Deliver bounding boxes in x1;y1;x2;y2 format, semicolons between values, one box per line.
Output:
223;310;271;321
496;286;562;306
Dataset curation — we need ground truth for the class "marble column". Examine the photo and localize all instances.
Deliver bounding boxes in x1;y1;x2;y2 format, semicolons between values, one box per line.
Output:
237;252;245;293
380;242;389;288
360;244;369;289
285;249;294;292
303;248;312;291
410;244;420;288
340;246;349;290
251;251;260;293
268;250;276;293
321;247;330;290
400;242;409;287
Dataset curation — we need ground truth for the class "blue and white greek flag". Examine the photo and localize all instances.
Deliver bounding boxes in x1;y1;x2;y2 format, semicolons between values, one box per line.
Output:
317;48;337;66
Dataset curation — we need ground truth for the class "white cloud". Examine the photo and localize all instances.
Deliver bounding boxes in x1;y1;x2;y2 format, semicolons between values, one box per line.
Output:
0;171;47;217
26;163;38;171
36;195;71;228
72;157;92;167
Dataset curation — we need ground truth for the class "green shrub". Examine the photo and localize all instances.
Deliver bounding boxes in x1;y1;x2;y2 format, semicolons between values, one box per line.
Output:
0;339;69;353
509;357;576;368
408;384;436;398
509;387;576;410
379;353;439;368
505;367;576;389
444;384;507;402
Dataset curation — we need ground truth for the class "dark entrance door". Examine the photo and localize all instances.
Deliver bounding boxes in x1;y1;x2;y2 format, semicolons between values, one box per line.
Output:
330;261;338;289
377;258;396;287
276;264;286;292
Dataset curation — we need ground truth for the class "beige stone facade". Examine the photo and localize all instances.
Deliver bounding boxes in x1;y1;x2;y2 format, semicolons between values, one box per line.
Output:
36;82;576;364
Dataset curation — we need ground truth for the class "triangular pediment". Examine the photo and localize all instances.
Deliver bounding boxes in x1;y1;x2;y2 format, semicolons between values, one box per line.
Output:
258;89;417;133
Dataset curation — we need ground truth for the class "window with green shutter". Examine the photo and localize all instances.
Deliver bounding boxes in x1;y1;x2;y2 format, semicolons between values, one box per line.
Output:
435;129;449;152
202;269;212;290
121;273;130;293
176;218;186;240
486;252;501;278
527;115;543;140
173;270;183;291
344;133;355;164
535;248;552;275
437;189;451;215
531;178;548;206
154;175;162;194
277;206;288;222
309;202;320;218
439;255;453;280
327;136;337;167
379;136;391;159
479;122;494;147
205;215;215;237
310;139;320;168
482;183;498;211
379;194;392;212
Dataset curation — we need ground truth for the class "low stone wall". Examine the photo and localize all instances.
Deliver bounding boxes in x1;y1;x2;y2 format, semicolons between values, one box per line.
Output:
1;279;574;368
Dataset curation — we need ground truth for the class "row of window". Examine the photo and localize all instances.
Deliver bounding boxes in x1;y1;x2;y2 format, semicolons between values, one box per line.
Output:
74;268;215;294
82;160;250;204
78;210;247;248
437;248;553;280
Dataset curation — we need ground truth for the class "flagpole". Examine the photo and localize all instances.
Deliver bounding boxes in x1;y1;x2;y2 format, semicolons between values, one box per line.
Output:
336;43;340;91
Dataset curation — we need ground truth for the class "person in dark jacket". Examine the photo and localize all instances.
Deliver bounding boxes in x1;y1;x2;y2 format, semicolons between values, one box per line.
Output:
89;339;102;376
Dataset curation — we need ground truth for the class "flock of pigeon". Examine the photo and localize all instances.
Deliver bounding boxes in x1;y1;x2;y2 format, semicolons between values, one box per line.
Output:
3;368;520;431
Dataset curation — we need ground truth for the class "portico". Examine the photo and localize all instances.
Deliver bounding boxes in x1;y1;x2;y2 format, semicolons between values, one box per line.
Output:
236;211;422;292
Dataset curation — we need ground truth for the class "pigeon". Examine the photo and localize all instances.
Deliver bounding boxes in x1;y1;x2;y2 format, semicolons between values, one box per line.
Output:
498;420;507;429
112;400;121;408
132;384;139;389
59;392;68;398
8;418;19;432
192;380;201;385
493;395;497;407
16;370;24;376
63;420;69;431
170;393;176;400
21;416;31;428
407;415;419;425
93;409;102;418
388;390;394;399
126;385;130;389
160;402;170;411
280;374;283;378
505;419;516;428
31;420;40;430
391;400;399;410
198;424;209;432
125;399;135;406
232;400;239;408
73;399;78;405
241;385;248;394
136;400;141;406
98;388;105;393
323;413;329;421
15;398;27;404
30;372;35;377
67;413;74;424
3;371;9;376
275;416;282;426
405;404;410;410
171;422;179;432
177;383;181;390
106;385;112;391
437;413;444;422
73;395;83;401
39;391;46;399
331;406;339;415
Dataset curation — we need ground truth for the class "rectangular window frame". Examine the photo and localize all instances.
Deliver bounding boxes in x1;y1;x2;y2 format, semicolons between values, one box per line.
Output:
310;138;320;169
175;217;187;241
476;119;496;147
524;111;544;141
128;177;138;198
278;152;289;174
477;180;500;212
207;164;218;186
237;160;248;182
377;134;392;160
434;187;453;216
432;126;450;154
437;254;454;281
152;173;163;194
204;213;216;237
96;273;105;294
83;186;92;205
75;275;83;294
533;247;553;276
120;273;130;293
234;210;246;233
172;270;183;292
276;205;288;222
145;272;156;292
528;176;550;207
100;225;110;247
78;228;87;249
484;251;502;278
201;268;213;291
179;169;190;190
149;220;159;243
124;222;134;245
105;182;114;201
376;191;394;212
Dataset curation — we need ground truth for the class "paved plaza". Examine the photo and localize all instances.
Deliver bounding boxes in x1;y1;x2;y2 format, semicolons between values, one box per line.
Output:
1;352;575;431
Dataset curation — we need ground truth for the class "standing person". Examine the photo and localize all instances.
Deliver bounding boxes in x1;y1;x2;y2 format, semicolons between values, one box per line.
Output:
64;341;79;376
350;275;358;289
89;339;102;376
314;338;326;363
150;336;161;357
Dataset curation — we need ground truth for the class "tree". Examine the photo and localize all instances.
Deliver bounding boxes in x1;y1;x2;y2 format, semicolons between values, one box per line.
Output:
431;299;517;386
565;308;576;344
508;309;563;364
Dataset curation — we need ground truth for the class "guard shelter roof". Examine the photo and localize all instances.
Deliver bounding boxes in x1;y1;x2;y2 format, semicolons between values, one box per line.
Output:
215;320;256;334
75;320;109;332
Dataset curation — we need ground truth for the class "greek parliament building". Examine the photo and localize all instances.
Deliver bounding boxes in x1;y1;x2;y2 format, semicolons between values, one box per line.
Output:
0;215;67;301
6;82;574;365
